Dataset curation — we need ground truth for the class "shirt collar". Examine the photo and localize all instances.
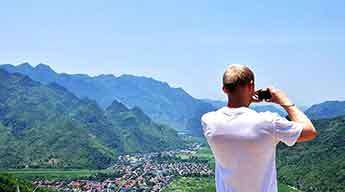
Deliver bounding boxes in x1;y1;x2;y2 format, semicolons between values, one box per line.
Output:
219;106;254;116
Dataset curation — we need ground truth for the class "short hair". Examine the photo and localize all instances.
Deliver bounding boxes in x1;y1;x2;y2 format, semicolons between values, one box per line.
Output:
223;64;255;92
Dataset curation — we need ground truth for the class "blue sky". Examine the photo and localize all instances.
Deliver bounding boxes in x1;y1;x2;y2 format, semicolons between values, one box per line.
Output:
1;0;344;106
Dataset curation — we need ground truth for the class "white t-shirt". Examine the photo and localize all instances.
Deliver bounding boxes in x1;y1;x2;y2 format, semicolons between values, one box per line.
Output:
201;106;303;192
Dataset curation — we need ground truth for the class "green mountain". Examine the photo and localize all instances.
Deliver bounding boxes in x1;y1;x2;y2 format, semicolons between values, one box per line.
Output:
305;100;345;120
105;100;183;153
0;63;214;135
277;115;345;192
0;69;184;169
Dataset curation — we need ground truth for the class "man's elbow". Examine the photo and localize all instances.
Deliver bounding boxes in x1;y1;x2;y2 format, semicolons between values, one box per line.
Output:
297;125;318;142
312;128;319;139
308;128;318;140
309;123;318;139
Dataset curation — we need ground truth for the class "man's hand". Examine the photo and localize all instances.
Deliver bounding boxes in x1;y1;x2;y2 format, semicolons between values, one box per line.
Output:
252;87;292;106
265;87;294;107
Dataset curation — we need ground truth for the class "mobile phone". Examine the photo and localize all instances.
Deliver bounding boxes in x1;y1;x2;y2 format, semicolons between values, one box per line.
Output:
257;89;272;100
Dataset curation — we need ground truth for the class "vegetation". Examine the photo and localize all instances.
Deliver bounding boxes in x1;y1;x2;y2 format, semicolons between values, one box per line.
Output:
0;63;215;135
162;176;215;192
277;115;345;192
192;146;215;170
0;174;54;192
1;63;345;191
0;169;113;181
0;69;184;169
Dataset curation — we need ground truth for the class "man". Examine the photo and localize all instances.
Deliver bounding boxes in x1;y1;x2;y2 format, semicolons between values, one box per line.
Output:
201;64;317;192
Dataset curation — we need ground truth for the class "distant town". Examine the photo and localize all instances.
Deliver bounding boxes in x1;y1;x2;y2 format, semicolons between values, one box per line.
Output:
33;144;213;192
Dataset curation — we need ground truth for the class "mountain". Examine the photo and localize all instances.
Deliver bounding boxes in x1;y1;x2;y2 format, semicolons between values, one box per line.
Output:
201;99;226;109
277;115;345;192
251;103;287;116
105;100;183;153
0;69;184;169
202;99;287;116
305;100;345;120
0;63;214;135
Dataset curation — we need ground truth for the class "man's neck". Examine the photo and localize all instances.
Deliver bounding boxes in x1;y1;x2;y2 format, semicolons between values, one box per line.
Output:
227;98;249;108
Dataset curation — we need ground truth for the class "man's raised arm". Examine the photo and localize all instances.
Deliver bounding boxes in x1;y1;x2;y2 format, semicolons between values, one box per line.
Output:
268;87;318;142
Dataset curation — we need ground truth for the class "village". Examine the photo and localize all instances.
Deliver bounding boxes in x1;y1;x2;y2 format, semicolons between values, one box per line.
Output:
33;144;214;192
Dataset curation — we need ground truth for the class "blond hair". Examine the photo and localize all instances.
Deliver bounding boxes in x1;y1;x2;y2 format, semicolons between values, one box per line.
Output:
223;64;254;92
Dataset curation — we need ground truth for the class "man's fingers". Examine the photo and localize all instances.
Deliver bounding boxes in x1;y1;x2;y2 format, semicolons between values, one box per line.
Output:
251;95;261;103
266;98;272;102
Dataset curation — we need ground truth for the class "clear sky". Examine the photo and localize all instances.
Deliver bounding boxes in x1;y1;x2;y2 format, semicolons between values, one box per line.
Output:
1;0;344;106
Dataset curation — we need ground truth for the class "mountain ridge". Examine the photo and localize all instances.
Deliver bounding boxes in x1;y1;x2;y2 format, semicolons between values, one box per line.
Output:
2;63;345;137
305;100;345;120
0;69;184;168
0;63;214;135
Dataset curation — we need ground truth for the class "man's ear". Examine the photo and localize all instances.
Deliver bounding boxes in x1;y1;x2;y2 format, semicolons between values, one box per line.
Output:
222;86;229;94
248;80;254;90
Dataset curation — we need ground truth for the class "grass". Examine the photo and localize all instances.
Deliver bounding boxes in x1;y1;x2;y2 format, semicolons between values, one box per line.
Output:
279;183;302;192
162;177;301;192
176;146;214;161
1;146;302;191
0;174;55;192
162;177;215;192
194;146;215;169
0;169;111;180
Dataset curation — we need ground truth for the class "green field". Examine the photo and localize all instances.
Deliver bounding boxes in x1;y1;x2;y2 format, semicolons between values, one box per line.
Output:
0;169;111;180
162;177;215;192
0;174;54;192
1;146;302;191
177;146;214;161
162;176;301;192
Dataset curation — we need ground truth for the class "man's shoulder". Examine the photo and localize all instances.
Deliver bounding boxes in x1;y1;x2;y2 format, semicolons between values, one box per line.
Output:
201;110;217;124
201;107;232;125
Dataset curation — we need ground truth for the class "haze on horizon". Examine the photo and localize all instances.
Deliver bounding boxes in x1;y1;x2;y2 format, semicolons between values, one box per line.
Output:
1;0;344;106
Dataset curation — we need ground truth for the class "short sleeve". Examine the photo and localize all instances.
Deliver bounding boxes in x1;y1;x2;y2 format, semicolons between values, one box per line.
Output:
264;112;304;146
201;112;216;138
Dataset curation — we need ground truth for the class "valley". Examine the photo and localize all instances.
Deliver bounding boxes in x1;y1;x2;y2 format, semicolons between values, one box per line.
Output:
1;145;301;192
1;63;344;191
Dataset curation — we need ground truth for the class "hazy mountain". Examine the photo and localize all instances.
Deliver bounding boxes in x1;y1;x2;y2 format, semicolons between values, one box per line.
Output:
0;69;183;169
201;99;226;109
305;100;345;120
202;99;287;116
251;103;287;116
0;63;214;135
277;115;345;192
